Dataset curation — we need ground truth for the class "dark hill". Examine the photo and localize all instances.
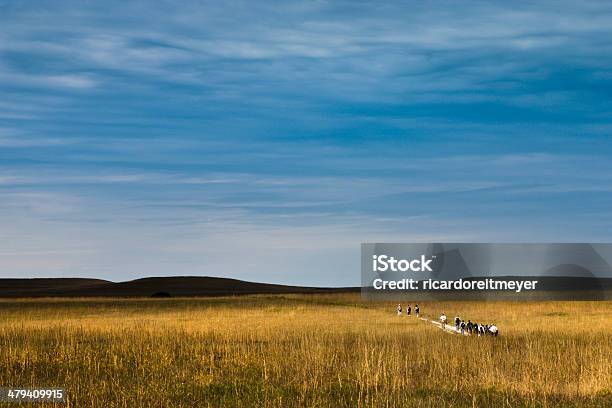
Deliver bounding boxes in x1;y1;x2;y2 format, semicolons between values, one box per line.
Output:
0;276;358;297
0;278;110;296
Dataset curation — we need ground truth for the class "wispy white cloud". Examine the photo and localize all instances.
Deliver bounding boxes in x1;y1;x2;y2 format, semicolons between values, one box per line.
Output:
0;70;98;89
2;0;611;99
0;128;73;147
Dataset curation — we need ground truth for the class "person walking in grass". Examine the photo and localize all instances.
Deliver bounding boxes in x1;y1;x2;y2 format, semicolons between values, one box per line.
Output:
467;320;473;335
397;303;402;316
454;316;461;332
406;305;411;316
440;313;447;329
415;304;420;318
460;320;466;335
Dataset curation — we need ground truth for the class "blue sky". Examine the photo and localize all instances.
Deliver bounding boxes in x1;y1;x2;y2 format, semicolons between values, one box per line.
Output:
1;0;612;285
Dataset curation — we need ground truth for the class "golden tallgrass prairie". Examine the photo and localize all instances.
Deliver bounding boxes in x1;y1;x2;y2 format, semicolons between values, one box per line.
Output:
0;295;610;407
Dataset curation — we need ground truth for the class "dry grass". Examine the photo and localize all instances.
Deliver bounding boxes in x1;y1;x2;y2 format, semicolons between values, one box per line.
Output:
0;295;610;407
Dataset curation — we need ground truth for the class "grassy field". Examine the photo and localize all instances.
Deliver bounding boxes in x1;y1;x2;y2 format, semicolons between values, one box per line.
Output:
0;295;610;407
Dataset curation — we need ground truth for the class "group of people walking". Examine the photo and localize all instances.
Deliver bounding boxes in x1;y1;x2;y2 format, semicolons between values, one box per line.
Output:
440;313;499;336
396;303;499;337
396;303;419;318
